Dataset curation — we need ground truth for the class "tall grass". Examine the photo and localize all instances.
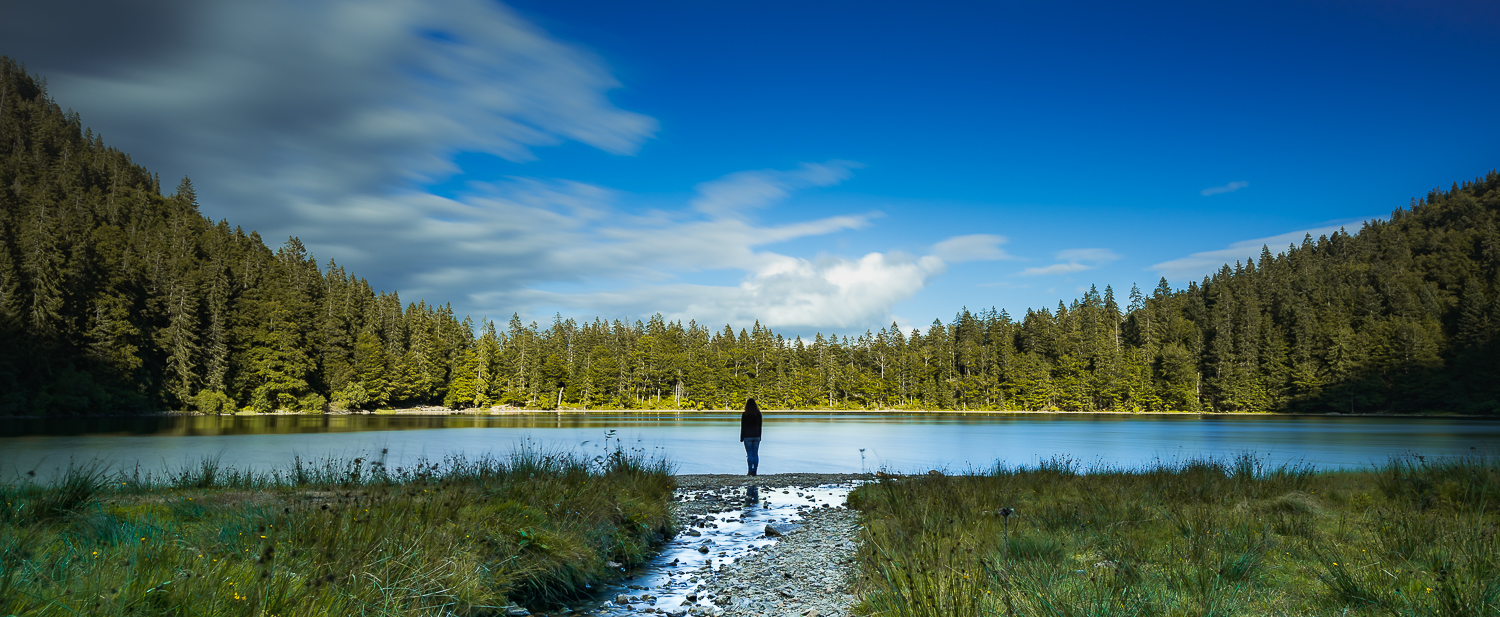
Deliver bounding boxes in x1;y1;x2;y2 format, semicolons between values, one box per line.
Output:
0;444;675;616
847;453;1500;616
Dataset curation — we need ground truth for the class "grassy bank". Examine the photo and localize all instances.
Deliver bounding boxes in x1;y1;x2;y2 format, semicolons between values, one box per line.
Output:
0;447;675;616
847;454;1500;616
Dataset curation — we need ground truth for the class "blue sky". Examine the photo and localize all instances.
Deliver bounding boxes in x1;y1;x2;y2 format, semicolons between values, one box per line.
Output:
6;0;1498;334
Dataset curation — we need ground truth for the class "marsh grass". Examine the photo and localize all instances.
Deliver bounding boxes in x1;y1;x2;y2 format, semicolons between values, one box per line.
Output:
0;443;675;616
847;453;1500;616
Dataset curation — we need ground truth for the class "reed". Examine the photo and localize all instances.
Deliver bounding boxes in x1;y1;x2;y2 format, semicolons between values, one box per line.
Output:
0;444;675;616
847;453;1500;616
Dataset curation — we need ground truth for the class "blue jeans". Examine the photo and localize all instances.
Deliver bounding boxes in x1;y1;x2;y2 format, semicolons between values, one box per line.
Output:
742;438;761;473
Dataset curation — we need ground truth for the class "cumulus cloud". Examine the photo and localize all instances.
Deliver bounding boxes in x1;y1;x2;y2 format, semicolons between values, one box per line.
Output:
518;252;945;330
1017;248;1120;276
287;160;952;330
931;234;1014;263
292;166;904;325
1201;181;1250;196
1150;221;1372;280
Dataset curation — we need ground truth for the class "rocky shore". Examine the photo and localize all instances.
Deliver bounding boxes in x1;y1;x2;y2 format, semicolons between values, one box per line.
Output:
703;507;862;617
663;474;871;617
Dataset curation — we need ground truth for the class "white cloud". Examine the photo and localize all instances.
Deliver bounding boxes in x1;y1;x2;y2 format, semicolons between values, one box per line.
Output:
1017;248;1120;276
1055;248;1120;262
299;161;955;331
1018;262;1092;276
13;2;954;331
36;0;657;263
1201;181;1250;196
691;161;862;218
1150;221;1372;280
520;252;945;330
931;234;1014;263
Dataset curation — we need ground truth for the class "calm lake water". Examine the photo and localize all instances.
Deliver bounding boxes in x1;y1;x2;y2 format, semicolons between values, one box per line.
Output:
2;412;1498;481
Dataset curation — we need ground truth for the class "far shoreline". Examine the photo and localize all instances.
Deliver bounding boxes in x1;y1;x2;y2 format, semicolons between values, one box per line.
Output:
3;407;1494;420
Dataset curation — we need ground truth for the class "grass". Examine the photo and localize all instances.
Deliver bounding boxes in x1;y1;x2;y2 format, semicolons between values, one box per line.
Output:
0;444;675;616
846;453;1500;617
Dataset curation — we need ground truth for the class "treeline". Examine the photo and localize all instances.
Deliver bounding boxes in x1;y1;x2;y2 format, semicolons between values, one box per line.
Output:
2;58;1497;415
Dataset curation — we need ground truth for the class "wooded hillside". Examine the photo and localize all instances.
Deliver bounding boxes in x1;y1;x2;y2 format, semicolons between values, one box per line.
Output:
2;58;1496;415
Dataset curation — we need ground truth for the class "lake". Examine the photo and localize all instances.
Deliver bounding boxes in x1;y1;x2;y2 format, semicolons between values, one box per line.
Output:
3;412;1498;481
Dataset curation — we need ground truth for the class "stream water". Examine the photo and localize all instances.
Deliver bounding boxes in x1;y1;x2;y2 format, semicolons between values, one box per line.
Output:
585;482;858;615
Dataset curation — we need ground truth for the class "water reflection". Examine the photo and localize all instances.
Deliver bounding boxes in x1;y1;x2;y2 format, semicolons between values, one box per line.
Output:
3;412;1499;480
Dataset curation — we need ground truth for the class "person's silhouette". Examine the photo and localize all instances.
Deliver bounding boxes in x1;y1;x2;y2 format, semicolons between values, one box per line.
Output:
740;398;762;476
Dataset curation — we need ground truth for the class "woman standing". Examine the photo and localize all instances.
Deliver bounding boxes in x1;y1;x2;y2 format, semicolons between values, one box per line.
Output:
740;398;763;476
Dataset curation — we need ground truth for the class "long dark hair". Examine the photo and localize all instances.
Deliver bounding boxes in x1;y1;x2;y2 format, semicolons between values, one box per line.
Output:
744;398;761;415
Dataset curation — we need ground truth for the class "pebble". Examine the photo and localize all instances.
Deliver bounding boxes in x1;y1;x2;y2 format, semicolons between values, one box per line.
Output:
573;473;870;617
712;507;860;617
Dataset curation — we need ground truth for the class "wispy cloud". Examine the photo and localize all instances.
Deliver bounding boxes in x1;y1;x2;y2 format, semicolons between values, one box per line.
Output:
931;234;1014;263
1201;181;1250;196
1017;248;1120;276
12;0;658;297
1150;220;1374;280
1055;248;1119;262
290;160;962;331
0;0;1000;331
38;0;657;215
1018;262;1092;276
691;161;862;218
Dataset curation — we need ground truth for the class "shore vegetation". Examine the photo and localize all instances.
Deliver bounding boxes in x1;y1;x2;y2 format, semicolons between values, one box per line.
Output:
0;446;674;616
847;453;1500;616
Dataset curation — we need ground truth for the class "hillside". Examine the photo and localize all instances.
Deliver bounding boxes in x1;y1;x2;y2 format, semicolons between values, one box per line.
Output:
1;57;1496;415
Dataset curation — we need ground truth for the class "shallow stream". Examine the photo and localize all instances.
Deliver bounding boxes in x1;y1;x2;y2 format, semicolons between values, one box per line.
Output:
583;482;858;615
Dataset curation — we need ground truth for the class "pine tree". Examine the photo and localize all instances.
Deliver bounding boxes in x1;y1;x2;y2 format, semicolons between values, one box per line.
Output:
1457;277;1490;348
246;303;313;412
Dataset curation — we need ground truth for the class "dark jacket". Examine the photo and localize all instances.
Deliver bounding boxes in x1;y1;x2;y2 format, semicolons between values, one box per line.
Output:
740;401;762;440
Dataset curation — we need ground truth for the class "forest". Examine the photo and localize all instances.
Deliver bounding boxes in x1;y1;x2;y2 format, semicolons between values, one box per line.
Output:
2;57;1497;416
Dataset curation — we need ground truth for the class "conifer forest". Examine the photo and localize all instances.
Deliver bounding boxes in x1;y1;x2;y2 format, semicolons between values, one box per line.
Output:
2;58;1497;416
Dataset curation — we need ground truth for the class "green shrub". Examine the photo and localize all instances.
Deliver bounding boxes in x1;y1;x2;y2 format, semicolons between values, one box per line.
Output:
190;390;234;414
330;384;369;411
297;392;328;413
